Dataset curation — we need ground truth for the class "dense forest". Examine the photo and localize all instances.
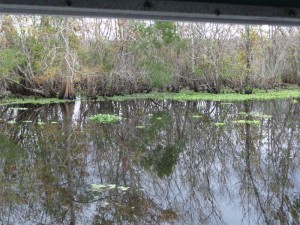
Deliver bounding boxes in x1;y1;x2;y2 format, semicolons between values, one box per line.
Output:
0;15;300;99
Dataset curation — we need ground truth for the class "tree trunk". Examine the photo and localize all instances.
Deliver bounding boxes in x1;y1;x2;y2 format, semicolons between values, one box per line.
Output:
58;76;75;99
58;17;75;100
0;79;8;98
244;25;253;94
61;103;76;224
293;49;300;86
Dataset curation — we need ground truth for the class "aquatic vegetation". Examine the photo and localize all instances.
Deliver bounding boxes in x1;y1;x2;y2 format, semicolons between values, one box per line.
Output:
107;184;116;189
90;184;130;192
91;184;106;190
105;89;300;102
233;120;260;125
251;112;272;119
192;115;202;118
89;114;121;124
239;112;272;119
214;122;227;127
13;107;28;110
239;112;248;116
0;97;71;106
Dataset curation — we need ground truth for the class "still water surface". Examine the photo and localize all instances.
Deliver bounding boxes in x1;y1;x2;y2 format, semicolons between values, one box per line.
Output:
0;99;300;225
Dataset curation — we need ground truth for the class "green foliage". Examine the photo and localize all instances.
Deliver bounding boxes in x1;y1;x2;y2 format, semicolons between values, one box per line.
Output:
89;114;121;124
0;48;24;75
154;22;180;45
131;21;184;90
78;40;115;72
142;60;172;88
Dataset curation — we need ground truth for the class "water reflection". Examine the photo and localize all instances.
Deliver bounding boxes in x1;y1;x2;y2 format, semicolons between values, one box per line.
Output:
0;99;300;225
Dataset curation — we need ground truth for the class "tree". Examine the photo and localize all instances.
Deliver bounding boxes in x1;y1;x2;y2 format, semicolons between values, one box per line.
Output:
0;48;24;97
58;17;75;99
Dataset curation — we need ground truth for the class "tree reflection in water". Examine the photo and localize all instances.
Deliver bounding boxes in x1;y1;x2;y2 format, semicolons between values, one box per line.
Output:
0;99;299;225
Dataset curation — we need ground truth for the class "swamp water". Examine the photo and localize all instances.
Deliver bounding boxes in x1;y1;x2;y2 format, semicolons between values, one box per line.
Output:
0;99;300;225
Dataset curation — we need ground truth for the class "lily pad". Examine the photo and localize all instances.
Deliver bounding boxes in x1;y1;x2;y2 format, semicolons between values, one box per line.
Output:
118;186;130;191
192;115;202;118
90;183;130;192
13;107;28;110
89;114;121;124
214;122;226;127
233;120;260;125
107;184;116;189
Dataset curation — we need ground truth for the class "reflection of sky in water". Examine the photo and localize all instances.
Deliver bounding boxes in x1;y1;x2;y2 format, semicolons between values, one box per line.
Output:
0;99;299;224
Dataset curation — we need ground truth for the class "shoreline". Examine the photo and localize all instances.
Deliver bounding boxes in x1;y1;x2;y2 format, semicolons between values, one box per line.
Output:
1;89;300;106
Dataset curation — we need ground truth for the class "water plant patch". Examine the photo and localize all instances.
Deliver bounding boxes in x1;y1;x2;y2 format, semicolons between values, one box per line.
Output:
89;114;122;124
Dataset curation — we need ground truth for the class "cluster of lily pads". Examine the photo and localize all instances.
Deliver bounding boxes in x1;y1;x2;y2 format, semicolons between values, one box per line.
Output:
204;111;273;127
8;120;55;125
238;111;272;119
89;114;122;124
90;183;130;192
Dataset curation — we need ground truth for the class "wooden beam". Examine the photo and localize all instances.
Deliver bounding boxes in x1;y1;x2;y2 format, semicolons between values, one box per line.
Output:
0;0;300;25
